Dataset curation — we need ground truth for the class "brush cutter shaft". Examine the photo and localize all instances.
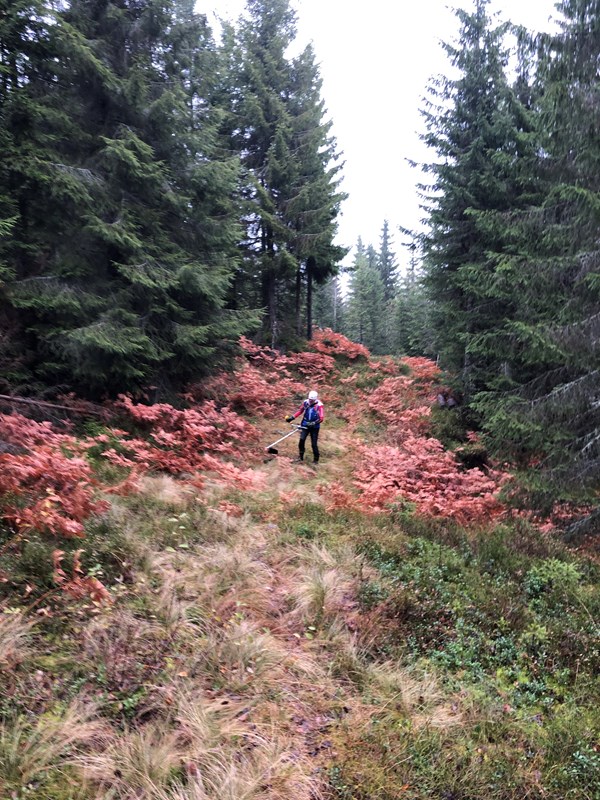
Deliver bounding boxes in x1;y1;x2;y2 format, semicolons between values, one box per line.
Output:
265;426;301;450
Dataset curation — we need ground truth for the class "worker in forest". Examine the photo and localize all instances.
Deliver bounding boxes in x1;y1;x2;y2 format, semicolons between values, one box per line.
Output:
437;388;459;409
285;389;324;464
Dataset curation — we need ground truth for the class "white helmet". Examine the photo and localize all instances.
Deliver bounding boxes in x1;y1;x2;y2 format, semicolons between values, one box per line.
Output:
308;390;318;401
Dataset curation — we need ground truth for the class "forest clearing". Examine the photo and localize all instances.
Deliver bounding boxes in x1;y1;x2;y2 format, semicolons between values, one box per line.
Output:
1;332;598;800
2;0;600;797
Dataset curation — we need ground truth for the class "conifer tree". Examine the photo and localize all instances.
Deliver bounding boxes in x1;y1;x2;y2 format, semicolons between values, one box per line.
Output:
420;0;541;397
313;276;344;332
393;242;434;357
223;0;344;347
2;0;252;396
286;42;346;340
377;219;397;302
474;0;600;511
344;241;386;353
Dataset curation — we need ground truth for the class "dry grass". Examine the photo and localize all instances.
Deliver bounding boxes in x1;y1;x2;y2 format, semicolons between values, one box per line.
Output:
176;692;254;761
137;475;197;506
79;721;181;798
0;611;33;669
190;618;322;688
367;663;463;729
0;699;107;789
151;738;323;800
291;566;349;626
286;545;358;628
327;632;369;689
83;610;166;693
151;545;276;621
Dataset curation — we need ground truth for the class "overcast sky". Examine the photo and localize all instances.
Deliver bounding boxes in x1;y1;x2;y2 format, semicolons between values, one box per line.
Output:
196;0;558;270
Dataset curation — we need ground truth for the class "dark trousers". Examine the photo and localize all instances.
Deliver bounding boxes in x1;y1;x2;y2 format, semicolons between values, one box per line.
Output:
299;427;319;462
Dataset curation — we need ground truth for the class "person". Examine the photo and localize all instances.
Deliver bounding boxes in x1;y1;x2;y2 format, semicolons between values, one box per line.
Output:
285;389;324;464
437;389;458;409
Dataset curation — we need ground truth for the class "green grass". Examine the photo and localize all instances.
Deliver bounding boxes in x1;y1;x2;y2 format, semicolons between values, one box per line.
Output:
320;512;600;800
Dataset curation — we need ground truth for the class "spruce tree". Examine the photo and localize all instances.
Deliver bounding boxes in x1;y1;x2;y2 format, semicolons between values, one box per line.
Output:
223;0;345;347
2;0;252;396
377;219;397;302
420;0;543;397
313;276;344;332
286;43;346;340
474;0;600;511
393;242;434;357
344;241;386;353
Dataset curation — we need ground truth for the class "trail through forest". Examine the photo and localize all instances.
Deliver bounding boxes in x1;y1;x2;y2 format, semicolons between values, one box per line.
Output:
1;331;599;800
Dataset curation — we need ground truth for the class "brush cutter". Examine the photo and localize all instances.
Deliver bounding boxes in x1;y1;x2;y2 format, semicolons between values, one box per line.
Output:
265;425;302;455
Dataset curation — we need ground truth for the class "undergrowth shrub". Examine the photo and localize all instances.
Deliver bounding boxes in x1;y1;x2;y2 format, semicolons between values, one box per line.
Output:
0;413;105;539
524;558;582;612
310;328;370;361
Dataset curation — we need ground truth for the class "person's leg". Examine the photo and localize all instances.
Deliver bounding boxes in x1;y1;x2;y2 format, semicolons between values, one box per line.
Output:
310;429;319;463
298;429;308;460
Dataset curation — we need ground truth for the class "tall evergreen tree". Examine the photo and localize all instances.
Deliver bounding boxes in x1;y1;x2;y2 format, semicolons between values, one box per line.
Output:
344;241;386;353
377;219;397;302
223;0;344;347
1;0;251;396
393;241;434;357
474;0;600;512
420;0;542;397
313;275;344;332
286;42;346;340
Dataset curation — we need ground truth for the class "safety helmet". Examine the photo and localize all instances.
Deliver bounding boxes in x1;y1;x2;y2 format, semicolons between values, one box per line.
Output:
308;390;318;402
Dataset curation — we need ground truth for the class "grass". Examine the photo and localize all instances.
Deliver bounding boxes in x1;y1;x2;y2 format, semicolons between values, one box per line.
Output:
0;700;106;796
2;394;599;800
0;611;33;668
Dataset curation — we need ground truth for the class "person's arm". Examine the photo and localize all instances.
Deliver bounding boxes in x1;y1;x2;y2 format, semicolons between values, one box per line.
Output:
285;403;305;422
317;403;324;423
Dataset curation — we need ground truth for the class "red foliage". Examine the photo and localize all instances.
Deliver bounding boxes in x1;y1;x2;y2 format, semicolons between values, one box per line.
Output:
199;363;304;417
310;328;370;360
392;406;434;441
399;356;442;384
368;357;400;375
103;396;263;489
283;351;337;384
197;339;338;418
317;482;361;513
52;549;112;604
367;377;421;424
352;438;507;525
217;501;244;518
0;413;105;539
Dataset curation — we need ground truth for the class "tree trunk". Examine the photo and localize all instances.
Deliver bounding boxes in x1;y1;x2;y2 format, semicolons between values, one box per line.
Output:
306;260;314;340
261;271;277;348
295;268;302;336
332;278;337;330
261;222;278;347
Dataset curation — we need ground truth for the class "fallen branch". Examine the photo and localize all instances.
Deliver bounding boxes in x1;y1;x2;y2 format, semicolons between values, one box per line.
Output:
0;394;106;417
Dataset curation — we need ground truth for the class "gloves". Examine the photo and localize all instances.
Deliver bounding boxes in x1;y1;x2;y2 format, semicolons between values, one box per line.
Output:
285;415;294;423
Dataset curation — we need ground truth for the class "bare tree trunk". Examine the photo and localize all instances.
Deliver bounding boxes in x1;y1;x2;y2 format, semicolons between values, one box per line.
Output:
306;258;315;340
295;268;302;337
260;223;278;347
332;278;338;330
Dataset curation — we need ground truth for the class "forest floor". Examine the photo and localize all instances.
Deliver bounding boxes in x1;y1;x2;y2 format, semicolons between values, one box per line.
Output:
1;334;599;800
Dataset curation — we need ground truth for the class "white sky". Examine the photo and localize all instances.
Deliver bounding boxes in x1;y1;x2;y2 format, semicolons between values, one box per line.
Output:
196;0;558;270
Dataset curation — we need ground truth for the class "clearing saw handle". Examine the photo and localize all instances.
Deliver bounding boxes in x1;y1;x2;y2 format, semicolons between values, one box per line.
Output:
265;425;301;450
